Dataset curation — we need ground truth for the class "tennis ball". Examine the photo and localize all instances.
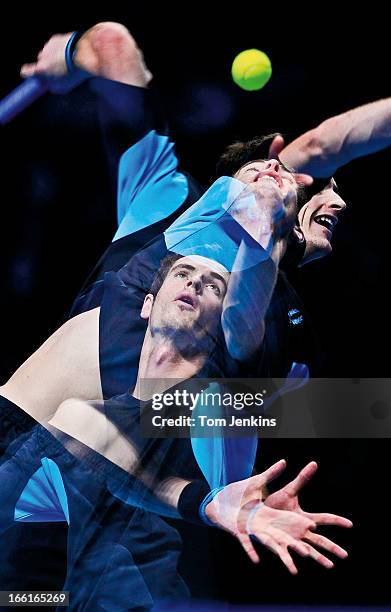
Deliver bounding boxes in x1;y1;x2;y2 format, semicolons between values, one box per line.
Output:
231;49;272;91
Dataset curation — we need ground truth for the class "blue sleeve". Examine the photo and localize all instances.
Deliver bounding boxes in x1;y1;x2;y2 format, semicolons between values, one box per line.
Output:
164;176;269;271
114;130;189;240
88;77;189;242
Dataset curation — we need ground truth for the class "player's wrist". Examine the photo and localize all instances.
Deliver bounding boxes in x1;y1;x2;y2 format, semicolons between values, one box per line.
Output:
204;500;218;526
65;31;87;74
199;486;225;527
177;480;211;525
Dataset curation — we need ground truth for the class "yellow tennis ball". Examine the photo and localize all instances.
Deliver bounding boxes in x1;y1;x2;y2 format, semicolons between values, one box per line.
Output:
231;49;272;91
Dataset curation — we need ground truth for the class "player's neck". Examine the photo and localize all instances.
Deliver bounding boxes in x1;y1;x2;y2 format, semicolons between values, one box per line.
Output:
133;330;206;399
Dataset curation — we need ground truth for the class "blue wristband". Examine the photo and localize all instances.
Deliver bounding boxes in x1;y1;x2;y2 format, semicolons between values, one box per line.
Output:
65;31;84;73
199;486;225;526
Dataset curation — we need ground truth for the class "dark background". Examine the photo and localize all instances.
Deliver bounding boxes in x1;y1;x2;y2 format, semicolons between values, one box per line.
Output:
0;7;389;608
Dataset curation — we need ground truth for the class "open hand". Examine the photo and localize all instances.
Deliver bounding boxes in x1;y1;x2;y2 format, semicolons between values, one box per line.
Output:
205;459;352;574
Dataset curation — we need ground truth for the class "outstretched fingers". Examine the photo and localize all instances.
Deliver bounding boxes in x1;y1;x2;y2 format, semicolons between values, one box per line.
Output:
273;541;299;575
297;540;334;569
261;530;335;572
305;531;349;559
259;459;287;486
306;512;353;528
285;461;318;497
283;533;333;568
236;532;260;564
252;529;299;575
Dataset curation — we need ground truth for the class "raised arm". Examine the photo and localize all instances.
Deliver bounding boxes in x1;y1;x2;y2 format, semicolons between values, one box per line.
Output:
220;167;306;361
20;22;151;87
269;98;391;177
221;183;287;361
19;24;203;300
20;23;183;232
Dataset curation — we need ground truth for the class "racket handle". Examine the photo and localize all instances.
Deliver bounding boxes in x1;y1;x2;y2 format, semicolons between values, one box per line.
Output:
0;77;48;125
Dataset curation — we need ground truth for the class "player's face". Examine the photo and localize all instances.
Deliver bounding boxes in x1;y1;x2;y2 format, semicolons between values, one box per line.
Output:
298;179;347;264
234;158;299;223
141;256;229;344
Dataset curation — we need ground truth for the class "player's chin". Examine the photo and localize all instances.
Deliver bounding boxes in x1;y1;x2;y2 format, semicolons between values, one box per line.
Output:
256;181;282;198
303;239;332;264
317;236;333;256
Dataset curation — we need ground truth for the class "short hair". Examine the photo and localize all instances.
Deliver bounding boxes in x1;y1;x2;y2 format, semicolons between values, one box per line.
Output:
149;252;183;296
216;134;311;209
215;134;280;178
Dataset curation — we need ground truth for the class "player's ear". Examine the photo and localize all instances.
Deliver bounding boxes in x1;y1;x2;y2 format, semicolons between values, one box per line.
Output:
294;173;313;187
293;225;305;243
140;294;154;319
